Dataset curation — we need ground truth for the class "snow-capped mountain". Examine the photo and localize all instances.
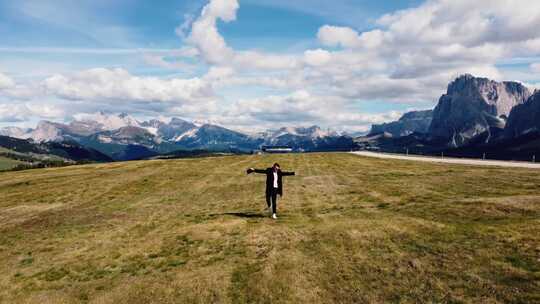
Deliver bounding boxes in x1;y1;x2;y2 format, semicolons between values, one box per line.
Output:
73;112;141;132
0;113;354;160
147;117;197;141
258;125;341;147
26;121;68;142
0;126;31;138
176;124;262;150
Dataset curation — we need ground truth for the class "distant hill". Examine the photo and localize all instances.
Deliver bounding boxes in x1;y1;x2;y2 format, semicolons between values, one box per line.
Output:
0;135;112;170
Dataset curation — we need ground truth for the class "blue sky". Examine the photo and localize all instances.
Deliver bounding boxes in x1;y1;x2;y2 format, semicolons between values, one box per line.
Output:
1;0;540;132
0;0;423;49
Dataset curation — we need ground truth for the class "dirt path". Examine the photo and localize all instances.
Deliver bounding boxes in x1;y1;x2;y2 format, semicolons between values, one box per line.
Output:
351;151;540;169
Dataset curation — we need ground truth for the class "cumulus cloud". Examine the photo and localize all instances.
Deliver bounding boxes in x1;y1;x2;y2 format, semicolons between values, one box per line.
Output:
0;103;64;123
4;0;540;131
186;0;238;64
221;90;403;132
377;0;540;47
302;0;540;104
303;49;332;67
185;0;300;71
0;73;44;100
318;25;362;49
26;103;65;119
44;68;215;104
317;25;385;50
0;104;27;122
374;0;540;56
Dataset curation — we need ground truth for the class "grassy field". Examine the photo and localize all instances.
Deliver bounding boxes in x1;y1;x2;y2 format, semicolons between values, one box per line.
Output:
0;153;539;303
0;156;24;171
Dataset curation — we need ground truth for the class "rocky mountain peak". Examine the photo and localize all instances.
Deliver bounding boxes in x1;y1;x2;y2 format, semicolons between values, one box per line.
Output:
29;120;66;142
429;75;531;147
504;90;540;138
169;117;195;127
446;74;531;117
398;109;433;122
0;126;31;138
141;119;164;129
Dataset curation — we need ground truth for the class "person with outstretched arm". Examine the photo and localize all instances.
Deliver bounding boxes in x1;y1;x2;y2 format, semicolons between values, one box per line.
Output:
247;163;295;219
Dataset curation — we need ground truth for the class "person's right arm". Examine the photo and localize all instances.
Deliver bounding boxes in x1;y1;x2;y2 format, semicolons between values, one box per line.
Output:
247;168;266;174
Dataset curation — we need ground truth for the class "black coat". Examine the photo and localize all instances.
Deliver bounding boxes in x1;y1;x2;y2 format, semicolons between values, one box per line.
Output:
249;168;295;196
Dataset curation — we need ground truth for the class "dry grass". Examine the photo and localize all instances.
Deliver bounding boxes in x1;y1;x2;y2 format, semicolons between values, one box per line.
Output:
0;153;539;303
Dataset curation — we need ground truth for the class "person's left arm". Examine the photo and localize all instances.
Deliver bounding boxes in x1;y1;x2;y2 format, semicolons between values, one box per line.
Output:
281;171;295;176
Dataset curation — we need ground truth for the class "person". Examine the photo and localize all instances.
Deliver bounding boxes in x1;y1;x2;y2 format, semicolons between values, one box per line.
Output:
247;163;295;219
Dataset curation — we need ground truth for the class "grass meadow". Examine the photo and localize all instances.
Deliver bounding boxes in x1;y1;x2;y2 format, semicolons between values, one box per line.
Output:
0;153;539;303
0;156;24;171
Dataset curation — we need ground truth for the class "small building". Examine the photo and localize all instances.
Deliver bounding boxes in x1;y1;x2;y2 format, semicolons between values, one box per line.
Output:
261;145;293;153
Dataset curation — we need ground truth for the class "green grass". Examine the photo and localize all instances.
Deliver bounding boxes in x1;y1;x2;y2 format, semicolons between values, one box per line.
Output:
0;156;25;170
0;153;538;303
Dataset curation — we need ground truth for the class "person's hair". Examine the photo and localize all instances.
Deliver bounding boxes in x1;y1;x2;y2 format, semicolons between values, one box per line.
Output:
273;163;280;168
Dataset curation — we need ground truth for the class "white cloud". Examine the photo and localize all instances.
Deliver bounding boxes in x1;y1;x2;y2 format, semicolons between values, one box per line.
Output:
222;90;403;132
317;25;385;50
0;73;44;100
0;104;27;122
376;0;540;49
4;0;540;132
26;103;65;119
0;103;64;123
203;66;236;80
302;0;540;104
232;51;299;70
304;49;332;66
530;63;540;73
318;25;362;49
186;0;238;64
186;0;300;71
0;73;15;90
44;68;215;104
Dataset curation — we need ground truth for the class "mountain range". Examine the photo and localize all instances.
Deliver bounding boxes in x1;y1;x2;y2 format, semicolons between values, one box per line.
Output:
361;74;540;161
3;74;540;164
0;113;353;161
369;110;433;137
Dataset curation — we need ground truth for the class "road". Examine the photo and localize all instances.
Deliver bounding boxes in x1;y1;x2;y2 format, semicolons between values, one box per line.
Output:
351;151;540;169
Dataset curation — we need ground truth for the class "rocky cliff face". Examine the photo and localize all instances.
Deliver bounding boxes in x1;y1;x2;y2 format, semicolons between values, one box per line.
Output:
369;110;433;137
26;121;68;142
0;127;30;138
504;91;540;137
429;74;531;147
